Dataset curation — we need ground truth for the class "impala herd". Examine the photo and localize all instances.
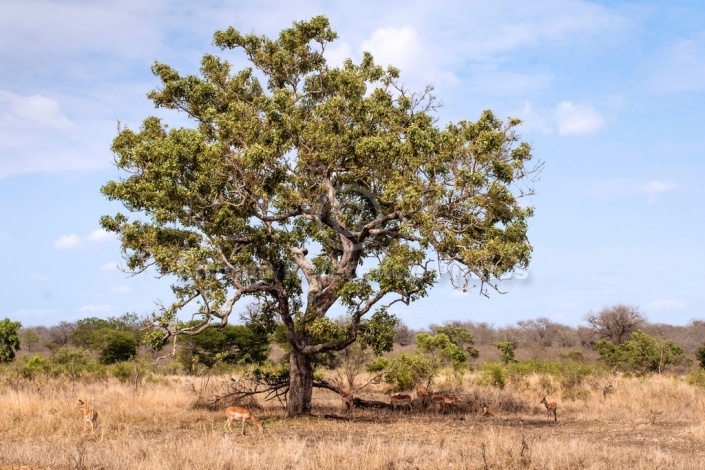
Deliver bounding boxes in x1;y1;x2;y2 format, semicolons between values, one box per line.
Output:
76;391;559;436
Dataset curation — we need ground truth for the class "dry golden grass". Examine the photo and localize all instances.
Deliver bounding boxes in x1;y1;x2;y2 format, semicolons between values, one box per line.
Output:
1;373;704;470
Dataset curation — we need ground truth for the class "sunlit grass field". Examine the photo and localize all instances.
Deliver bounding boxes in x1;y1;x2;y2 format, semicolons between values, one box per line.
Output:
1;371;704;470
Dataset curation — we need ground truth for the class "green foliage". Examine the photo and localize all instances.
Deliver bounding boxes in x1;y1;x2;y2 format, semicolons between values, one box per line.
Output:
358;308;398;356
595;331;688;375
477;362;507;389
68;317;111;349
366;357;390;373
99;16;539;414
493;341;518;365
381;353;438;391
248;362;290;384
18;355;50;379
20;329;40;352
109;360;138;383
560;350;585;363
696;343;705;369
176;323;270;372
100;330;138;364
68;315;142;364
0;318;22;363
686;370;705;388
416;332;467;369
435;326;480;359
49;346;91;378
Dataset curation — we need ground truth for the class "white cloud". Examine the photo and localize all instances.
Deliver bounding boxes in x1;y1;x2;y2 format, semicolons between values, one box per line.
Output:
643;180;677;195
358;25;458;87
646;300;688;310
110;286;132;294
53;234;82;250
86;229;114;242
79;304;111;312
582;177;679;201
646;33;705;94
324;41;354;69
361;26;422;72
54;229;116;250
0;91;74;130
513;101;552;134
101;262;120;271
555;101;605;135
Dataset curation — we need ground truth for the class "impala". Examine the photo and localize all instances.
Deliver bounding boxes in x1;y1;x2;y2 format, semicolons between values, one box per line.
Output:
225;406;264;435
385;390;413;412
540;396;557;422
338;390;354;414
430;394;445;412
440;395;459;414
78;399;98;433
482;406;495;418
416;387;432;409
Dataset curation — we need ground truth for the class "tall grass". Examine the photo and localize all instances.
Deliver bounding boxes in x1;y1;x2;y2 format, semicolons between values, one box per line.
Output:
0;372;703;469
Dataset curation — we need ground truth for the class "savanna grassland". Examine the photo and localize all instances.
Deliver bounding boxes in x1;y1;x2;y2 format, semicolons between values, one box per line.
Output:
1;372;704;470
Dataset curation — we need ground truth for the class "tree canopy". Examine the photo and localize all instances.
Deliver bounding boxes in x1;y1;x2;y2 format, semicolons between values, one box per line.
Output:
100;16;540;415
0;318;22;363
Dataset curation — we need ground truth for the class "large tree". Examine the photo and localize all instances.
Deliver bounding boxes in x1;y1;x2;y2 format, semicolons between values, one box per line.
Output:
585;304;645;345
101;16;539;416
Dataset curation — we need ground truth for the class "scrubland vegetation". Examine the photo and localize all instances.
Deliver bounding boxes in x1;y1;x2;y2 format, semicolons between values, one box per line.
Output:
2;304;705;469
1;369;704;470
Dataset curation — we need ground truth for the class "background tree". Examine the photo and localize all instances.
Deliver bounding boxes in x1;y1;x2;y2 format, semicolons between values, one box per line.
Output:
99;330;138;364
46;321;75;348
493;341;518;365
393;321;415;347
517;317;558;347
20;328;40;352
176;323;270;372
594;331;687;375
369;353;437;391
100;16;539;416
0;318;22;363
334;343;373;389
585;304;645;345
67;316;141;363
416;332;468;369
695;343;705;369
435;325;480;360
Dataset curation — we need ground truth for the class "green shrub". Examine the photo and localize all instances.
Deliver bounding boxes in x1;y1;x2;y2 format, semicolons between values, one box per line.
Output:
493;342;518;365
477;363;506;389
696;343;705;369
20;355;50;379
686;370;705;388
595;332;687;375
0;318;22;363
381;353;438;391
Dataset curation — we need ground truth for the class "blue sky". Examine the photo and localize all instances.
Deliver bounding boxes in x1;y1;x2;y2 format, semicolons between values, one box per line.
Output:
1;0;704;330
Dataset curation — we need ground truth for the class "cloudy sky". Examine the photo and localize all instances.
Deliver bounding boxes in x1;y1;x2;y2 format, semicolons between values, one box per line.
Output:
2;0;704;329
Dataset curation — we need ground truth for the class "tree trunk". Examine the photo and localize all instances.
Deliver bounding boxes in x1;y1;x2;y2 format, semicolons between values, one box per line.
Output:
287;349;313;416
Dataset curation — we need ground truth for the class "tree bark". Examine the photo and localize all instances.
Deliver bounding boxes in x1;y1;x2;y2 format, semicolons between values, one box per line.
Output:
287;348;313;416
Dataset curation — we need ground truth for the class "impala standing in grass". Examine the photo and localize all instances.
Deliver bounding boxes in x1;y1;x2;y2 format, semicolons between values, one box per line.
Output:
385;390;413;412
338;390;354;414
441;395;460;414
78;399;98;433
225;406;264;435
417;387;432;409
540;396;557;422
